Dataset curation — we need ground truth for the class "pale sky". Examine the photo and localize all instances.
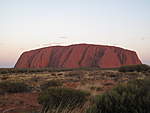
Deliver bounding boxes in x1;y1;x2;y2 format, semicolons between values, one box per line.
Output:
0;0;150;67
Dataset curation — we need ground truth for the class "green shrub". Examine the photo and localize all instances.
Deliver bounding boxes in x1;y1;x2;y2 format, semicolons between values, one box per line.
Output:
86;78;150;113
40;80;62;90
118;64;150;72
38;87;90;113
0;81;31;94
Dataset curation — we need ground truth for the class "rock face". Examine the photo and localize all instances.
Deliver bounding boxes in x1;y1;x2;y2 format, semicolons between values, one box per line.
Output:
15;44;142;68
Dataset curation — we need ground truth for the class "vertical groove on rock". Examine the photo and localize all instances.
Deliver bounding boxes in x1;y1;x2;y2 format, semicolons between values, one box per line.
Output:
114;49;127;65
91;48;105;67
122;53;127;64
131;54;136;64
119;52;127;65
78;46;90;66
61;47;74;67
56;47;66;68
29;50;41;68
48;47;66;68
48;48;55;67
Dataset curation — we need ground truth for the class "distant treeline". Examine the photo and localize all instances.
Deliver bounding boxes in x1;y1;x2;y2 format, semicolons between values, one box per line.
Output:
0;64;149;74
0;67;102;74
118;64;150;72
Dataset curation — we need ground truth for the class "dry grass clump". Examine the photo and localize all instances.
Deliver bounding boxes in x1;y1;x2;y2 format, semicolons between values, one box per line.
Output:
40;80;63;90
38;87;90;113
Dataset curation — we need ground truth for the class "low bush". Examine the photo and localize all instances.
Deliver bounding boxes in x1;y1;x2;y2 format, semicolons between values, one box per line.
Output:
38;87;90;113
86;78;150;113
40;80;62;90
118;64;150;72
0;81;31;94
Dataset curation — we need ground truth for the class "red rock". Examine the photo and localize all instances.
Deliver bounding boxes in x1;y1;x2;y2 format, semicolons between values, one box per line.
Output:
15;44;142;68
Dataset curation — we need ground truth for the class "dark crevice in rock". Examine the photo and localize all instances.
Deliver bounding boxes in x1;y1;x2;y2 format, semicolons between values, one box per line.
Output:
50;47;66;68
29;50;41;68
61;47;74;67
48;48;56;67
91;48;105;67
114;49;127;65
78;46;90;66
119;52;127;65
